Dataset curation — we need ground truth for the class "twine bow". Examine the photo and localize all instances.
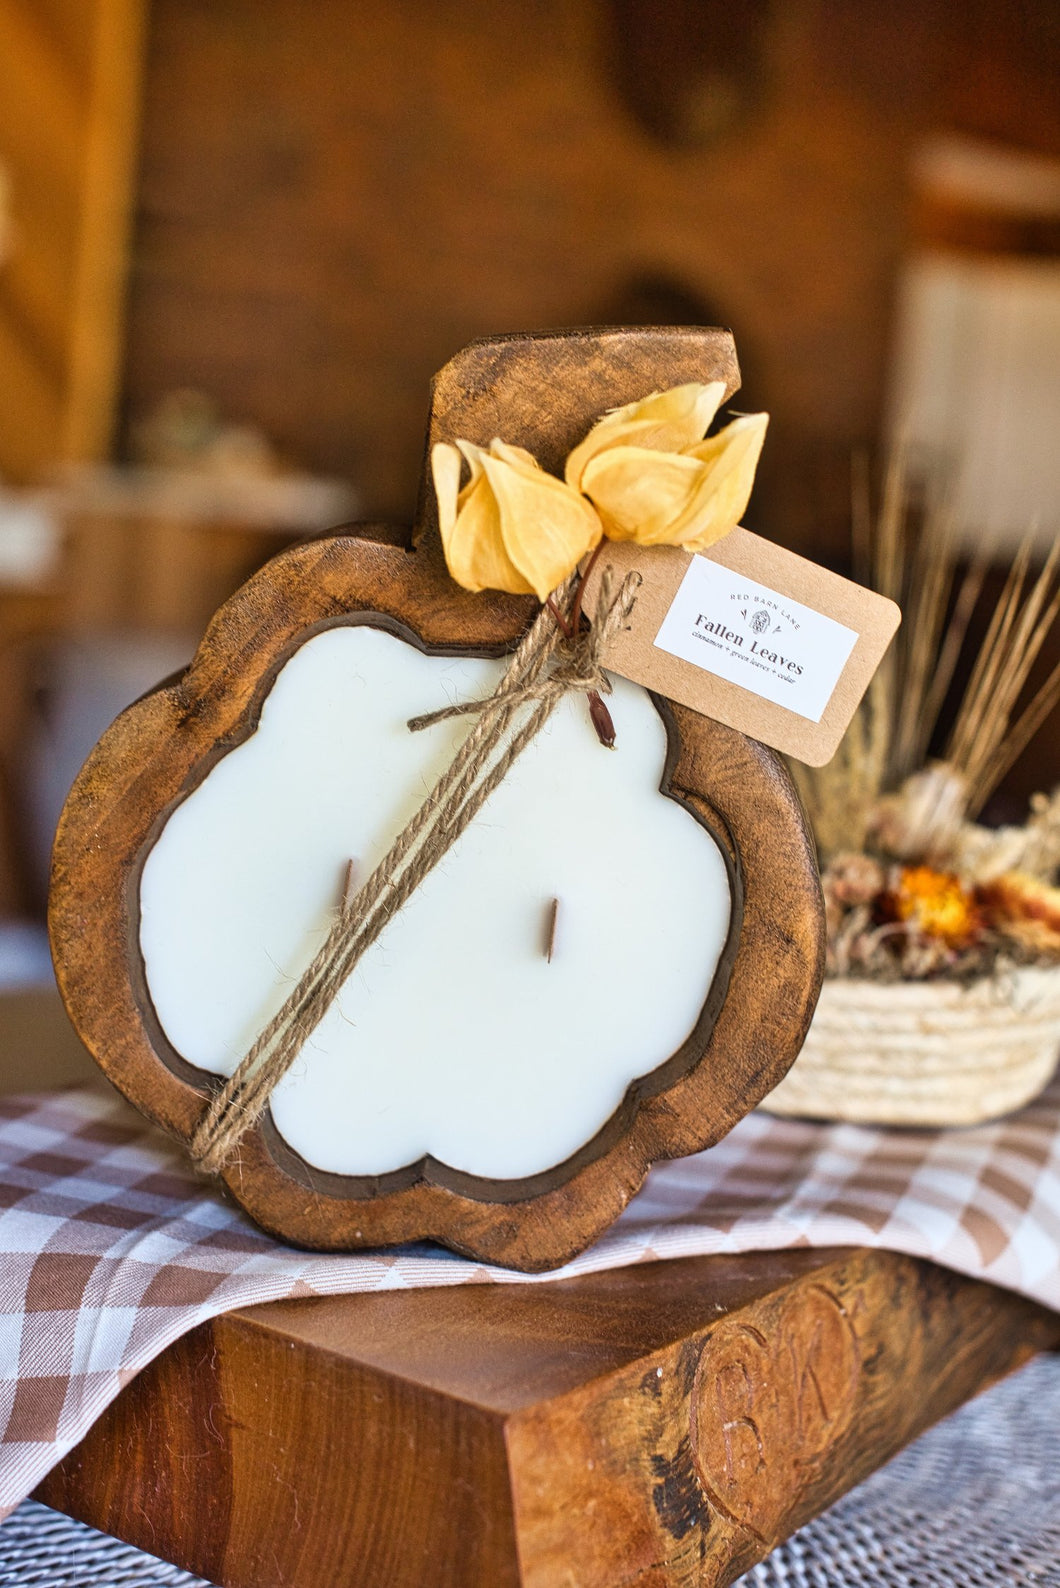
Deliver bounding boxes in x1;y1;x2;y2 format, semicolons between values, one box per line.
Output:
189;567;641;1175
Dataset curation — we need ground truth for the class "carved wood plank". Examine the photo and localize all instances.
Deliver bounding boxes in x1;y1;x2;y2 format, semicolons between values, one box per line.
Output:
35;1247;1060;1588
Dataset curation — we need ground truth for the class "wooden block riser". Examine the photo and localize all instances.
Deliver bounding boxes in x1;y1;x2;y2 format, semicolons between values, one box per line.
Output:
36;1247;1059;1587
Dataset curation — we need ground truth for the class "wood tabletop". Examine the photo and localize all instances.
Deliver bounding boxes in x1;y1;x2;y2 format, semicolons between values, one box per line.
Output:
37;1244;1060;1588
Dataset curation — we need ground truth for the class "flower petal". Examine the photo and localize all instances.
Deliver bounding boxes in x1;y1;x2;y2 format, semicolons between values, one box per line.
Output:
432;441;535;595
432;442;463;543
565;381;726;491
480;443;602;600
680;413;768;552
579;447;706;543
579;411;768;550
488;438;539;469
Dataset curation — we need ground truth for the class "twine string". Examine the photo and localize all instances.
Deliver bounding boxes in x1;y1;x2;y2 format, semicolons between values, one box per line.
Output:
189;568;640;1175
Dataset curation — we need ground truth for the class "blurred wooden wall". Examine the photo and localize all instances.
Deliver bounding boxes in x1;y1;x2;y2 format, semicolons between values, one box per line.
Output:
0;0;146;916
120;0;1060;558
0;0;146;482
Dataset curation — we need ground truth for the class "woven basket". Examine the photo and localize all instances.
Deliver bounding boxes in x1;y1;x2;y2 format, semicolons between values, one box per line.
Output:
762;964;1060;1126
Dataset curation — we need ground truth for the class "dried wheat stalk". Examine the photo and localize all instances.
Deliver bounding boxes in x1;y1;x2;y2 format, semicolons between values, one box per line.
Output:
948;536;1060;813
796;457;1060;860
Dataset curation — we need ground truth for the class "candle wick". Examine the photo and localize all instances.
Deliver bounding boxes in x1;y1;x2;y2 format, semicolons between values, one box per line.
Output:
544;897;560;963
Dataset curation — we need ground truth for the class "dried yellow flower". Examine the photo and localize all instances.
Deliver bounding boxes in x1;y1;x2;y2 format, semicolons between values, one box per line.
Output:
433;382;768;599
565;382;769;553
432;438;602;602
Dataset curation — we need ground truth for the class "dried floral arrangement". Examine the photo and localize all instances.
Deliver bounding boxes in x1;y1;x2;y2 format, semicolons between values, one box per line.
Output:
793;456;1060;983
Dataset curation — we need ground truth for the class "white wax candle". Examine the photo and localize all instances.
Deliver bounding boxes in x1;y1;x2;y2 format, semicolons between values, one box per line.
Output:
139;626;732;1182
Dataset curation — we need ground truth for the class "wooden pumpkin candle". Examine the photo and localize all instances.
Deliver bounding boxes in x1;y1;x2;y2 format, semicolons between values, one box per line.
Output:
50;329;825;1272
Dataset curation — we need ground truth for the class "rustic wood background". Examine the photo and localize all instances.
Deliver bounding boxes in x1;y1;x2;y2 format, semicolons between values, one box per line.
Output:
121;0;1060;557
0;0;145;480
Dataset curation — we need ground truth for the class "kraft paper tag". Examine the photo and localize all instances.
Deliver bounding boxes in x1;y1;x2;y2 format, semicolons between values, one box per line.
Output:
580;529;901;766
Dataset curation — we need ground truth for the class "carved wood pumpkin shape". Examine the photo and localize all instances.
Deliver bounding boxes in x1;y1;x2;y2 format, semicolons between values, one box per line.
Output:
49;329;824;1271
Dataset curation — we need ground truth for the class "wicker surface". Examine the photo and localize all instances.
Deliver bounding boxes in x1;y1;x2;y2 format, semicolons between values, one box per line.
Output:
0;1352;1057;1586
0;1502;210;1584
764;964;1060;1125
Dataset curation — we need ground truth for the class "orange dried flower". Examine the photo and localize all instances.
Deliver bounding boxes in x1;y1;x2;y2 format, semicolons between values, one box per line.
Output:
888;866;982;947
977;871;1060;956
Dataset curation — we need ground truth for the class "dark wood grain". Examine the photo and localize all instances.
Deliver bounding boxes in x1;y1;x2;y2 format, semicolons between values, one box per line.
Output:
36;1246;1060;1588
48;329;825;1270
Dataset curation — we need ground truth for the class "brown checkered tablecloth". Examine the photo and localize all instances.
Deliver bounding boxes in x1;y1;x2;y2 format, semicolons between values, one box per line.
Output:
1;1076;1059;1518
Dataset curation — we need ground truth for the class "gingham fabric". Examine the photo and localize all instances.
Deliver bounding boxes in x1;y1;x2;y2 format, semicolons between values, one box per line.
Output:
0;1074;1058;1519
